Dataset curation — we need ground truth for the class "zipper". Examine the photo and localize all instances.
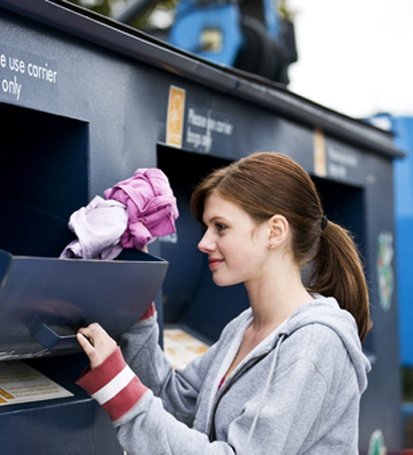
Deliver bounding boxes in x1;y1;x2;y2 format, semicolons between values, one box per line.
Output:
207;350;273;441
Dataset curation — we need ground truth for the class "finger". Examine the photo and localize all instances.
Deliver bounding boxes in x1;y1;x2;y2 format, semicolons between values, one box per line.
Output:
77;328;94;345
76;332;95;355
87;322;108;339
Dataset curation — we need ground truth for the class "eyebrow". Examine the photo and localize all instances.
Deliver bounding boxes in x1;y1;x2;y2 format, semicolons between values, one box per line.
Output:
203;215;228;225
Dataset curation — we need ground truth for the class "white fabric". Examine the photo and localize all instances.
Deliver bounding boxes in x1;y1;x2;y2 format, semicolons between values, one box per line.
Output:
60;195;128;260
92;365;136;405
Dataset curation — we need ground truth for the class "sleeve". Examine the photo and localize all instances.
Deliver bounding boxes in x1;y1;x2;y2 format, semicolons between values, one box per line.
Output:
76;344;237;455
118;309;221;426
76;347;148;421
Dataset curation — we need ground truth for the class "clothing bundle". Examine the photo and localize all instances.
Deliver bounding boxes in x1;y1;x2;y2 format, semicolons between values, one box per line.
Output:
60;168;179;259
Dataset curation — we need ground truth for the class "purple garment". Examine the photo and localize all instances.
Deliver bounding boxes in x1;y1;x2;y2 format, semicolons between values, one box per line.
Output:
104;168;179;250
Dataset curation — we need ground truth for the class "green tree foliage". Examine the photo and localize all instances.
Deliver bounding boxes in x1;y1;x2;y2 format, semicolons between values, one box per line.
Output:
69;0;112;17
67;0;177;31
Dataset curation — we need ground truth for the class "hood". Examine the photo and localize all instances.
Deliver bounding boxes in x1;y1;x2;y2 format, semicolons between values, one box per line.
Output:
279;295;371;393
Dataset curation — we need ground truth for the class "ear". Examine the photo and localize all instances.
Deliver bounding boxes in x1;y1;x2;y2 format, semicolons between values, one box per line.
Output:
267;214;289;249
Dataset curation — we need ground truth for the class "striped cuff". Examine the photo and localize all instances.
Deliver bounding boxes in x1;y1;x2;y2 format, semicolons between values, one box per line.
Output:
76;347;148;421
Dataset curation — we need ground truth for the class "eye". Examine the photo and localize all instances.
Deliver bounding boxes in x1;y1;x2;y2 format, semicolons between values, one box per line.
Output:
214;222;227;233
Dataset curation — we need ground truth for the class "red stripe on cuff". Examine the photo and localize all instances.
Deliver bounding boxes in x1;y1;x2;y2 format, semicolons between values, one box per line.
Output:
102;375;148;421
76;347;127;394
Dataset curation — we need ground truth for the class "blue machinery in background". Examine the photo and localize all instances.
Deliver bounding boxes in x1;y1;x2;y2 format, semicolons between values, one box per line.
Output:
369;113;413;369
391;116;413;370
116;0;297;84
369;113;413;449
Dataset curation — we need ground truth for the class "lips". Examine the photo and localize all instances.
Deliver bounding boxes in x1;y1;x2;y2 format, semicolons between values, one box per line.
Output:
208;258;223;270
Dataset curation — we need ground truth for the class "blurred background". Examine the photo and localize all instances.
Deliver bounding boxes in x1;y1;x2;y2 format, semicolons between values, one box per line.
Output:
66;0;413;119
289;0;413;119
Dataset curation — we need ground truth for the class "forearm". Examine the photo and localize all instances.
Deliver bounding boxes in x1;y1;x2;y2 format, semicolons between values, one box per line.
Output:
119;309;167;395
115;395;236;455
76;347;148;421
120;312;207;424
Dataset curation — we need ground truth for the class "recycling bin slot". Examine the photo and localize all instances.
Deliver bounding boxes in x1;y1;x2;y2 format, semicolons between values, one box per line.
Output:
0;248;168;361
0;103;88;258
0;103;169;360
0;195;76;258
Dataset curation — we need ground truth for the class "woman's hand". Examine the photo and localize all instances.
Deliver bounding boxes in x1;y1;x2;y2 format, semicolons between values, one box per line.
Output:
76;323;117;369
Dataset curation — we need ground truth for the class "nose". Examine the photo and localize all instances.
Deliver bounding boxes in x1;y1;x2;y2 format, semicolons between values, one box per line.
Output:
198;230;216;253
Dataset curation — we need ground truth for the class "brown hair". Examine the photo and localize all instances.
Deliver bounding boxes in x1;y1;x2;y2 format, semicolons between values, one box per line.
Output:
191;151;372;341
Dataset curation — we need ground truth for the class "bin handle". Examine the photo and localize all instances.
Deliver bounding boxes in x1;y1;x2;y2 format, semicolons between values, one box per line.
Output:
31;321;78;349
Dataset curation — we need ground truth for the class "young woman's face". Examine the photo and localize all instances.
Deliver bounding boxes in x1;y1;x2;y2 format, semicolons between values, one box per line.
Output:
198;191;269;287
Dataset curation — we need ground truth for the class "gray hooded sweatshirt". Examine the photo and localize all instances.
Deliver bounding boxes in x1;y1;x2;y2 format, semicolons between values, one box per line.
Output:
118;296;371;454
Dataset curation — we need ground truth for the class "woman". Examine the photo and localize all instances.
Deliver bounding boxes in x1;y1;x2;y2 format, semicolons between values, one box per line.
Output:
76;151;372;454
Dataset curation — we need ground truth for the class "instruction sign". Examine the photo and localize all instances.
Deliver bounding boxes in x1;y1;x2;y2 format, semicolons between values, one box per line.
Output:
184;104;234;154
0;361;72;406
0;45;58;105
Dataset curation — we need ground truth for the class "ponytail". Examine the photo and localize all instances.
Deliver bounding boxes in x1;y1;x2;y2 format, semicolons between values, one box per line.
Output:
307;220;372;341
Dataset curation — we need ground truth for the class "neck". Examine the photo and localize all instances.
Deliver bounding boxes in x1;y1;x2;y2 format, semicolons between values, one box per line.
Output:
246;264;313;332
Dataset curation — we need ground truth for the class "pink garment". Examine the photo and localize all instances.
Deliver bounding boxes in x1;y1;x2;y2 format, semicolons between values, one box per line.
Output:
104;168;179;250
59;196;128;260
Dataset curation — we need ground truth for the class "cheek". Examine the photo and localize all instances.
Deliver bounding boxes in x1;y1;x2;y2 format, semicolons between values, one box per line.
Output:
224;238;263;270
213;241;266;286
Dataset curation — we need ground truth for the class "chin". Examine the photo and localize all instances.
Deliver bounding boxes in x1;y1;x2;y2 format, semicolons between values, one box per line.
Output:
212;275;240;287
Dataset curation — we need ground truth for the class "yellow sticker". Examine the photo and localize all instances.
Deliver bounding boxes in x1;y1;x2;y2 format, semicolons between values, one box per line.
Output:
313;127;327;177
0;388;14;399
166;85;186;148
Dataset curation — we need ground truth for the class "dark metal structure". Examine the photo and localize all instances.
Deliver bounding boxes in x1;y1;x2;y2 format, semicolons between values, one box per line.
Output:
0;0;404;452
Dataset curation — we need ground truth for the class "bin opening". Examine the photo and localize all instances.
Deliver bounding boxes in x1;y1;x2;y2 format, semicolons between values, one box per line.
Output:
0;105;169;361
0;102;88;257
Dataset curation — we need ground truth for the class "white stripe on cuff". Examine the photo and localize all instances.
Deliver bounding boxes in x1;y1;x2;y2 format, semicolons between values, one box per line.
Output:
91;366;136;405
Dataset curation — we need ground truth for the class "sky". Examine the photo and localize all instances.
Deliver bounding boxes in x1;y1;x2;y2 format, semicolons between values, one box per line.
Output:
287;0;413;120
